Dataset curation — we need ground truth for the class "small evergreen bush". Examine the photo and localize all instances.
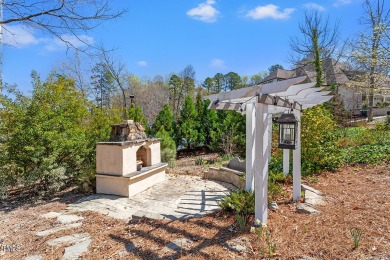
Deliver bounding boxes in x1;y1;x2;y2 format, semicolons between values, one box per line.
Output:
219;189;255;216
156;127;176;163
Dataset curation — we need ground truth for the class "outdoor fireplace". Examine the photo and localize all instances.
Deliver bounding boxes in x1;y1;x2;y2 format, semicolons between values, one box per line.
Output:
95;120;167;197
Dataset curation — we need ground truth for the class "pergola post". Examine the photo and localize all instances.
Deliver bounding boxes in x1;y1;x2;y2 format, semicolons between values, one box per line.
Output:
292;109;302;201
283;149;290;176
254;103;269;225
268;115;273;163
245;103;255;191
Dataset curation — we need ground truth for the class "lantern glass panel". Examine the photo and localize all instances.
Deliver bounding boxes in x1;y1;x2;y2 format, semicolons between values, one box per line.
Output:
281;123;295;145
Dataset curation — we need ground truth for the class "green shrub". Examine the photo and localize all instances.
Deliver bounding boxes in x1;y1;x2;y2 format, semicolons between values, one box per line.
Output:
342;143;390;165
301;105;342;175
0;75;91;196
268;171;286;201
195;157;204;166
156;127;176;163
219;189;255;216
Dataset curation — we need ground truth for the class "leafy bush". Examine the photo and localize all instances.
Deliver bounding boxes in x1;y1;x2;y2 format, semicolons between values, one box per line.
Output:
342;143;390;165
210;110;245;157
301;105;342;175
219;189;255;216
337;125;389;148
0;75;91;196
156;127;176;163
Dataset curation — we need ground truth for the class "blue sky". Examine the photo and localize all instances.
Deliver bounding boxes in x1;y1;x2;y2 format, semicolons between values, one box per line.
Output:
3;0;365;93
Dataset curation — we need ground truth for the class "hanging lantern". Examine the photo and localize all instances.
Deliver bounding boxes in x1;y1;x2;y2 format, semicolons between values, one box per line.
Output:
276;113;298;150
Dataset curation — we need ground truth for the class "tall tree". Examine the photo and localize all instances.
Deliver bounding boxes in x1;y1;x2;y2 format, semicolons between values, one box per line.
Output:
152;104;174;136
289;11;341;87
177;95;198;149
349;0;390;121
61;51;91;98
213;73;224;93
0;0;125;88
224;72;242;91
98;48;129;118
268;64;284;74
128;103;147;126
168;74;183;119
132;76;168;124
250;71;268;85
202;77;215;94
91;62;116;109
168;65;196;119
195;92;218;147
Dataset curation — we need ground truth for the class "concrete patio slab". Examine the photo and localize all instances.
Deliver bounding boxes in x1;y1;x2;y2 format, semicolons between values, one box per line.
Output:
67;174;236;220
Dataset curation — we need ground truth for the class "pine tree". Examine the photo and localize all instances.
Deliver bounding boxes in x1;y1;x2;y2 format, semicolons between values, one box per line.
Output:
128;103;147;126
152;103;174;136
156;127;176;163
177;95;198;149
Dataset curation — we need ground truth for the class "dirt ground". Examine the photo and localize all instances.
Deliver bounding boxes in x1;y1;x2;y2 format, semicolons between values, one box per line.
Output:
0;161;389;259
167;153;223;177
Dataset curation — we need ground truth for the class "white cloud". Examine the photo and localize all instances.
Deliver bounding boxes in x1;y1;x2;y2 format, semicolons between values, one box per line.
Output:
3;25;39;48
2;24;94;52
209;58;226;69
304;3;326;12
187;0;220;23
137;61;148;67
246;4;295;20
333;0;352;7
44;34;94;52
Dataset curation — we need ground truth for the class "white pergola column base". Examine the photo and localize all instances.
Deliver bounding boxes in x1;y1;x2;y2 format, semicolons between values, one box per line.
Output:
254;103;269;225
293;110;302;201
245;103;255;191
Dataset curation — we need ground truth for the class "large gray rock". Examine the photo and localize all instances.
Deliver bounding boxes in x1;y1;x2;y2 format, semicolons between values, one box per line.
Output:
301;184;323;195
296;203;319;214
304;190;325;206
227;157;246;173
62;238;91;260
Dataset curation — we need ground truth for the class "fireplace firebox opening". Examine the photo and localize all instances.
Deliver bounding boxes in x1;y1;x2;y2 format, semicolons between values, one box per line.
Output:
136;145;151;169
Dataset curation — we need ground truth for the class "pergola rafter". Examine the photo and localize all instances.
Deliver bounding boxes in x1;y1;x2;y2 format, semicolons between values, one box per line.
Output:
204;76;333;226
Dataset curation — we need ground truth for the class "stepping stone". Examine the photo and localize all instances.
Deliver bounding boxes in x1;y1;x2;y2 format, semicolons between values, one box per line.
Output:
36;223;82;237
296;203;319;215
57;215;84;224
62;238;91;260
25;255;42;260
47;233;90;247
41;212;62;219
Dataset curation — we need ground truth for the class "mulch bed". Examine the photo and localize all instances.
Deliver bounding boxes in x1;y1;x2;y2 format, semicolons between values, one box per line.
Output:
0;164;389;259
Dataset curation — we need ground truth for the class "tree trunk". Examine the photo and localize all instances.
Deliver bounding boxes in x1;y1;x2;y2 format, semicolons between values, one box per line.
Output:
313;29;323;87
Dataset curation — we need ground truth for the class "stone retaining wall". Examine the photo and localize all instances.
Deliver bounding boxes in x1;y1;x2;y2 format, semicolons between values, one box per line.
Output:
204;167;245;189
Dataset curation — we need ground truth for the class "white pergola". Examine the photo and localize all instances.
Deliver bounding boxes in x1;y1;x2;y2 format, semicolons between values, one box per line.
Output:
205;76;332;225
